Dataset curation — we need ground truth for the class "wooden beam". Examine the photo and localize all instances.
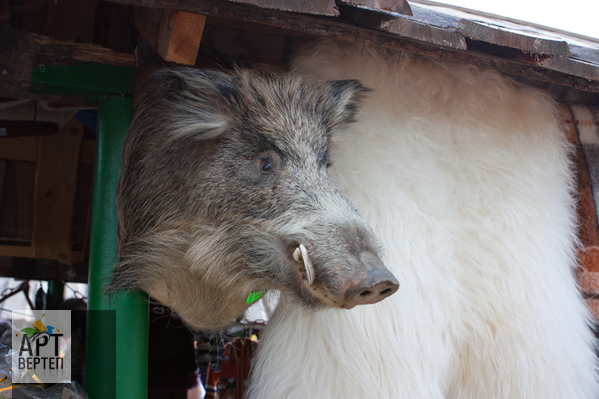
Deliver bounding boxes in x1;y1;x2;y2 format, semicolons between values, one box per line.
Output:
0;245;33;258
43;0;98;44
0;121;59;138
0;27;135;104
15;161;35;243
31;119;83;263
0;136;39;163
159;11;206;65
340;4;466;50
106;0;599;93
131;7;206;65
71;250;84;264
225;0;338;16
338;0;413;15
457;19;571;57
0;256;88;283
80;138;96;165
0;161;5;213
538;57;599;82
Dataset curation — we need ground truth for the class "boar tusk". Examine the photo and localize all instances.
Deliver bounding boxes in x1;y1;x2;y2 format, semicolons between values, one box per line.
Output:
300;244;315;286
293;246;302;263
293;244;315;286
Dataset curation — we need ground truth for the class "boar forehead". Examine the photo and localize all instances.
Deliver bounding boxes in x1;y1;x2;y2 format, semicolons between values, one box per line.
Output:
204;79;350;219
229;74;337;164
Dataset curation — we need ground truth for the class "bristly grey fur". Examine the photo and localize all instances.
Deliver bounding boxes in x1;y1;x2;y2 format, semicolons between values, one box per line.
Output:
111;67;392;330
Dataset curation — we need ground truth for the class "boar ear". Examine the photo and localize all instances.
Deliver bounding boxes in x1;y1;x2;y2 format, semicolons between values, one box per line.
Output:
139;68;241;141
325;79;370;129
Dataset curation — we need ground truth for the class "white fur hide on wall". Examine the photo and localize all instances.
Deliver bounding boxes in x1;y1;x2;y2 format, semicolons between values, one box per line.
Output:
248;41;599;399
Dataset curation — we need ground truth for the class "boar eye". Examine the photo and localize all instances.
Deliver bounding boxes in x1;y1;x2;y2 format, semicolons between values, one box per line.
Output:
261;159;273;173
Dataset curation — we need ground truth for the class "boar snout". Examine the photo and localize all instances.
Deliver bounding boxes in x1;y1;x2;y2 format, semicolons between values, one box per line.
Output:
341;252;399;307
290;242;399;309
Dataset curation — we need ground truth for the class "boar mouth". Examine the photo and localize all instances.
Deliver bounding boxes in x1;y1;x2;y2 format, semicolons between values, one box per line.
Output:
288;243;399;309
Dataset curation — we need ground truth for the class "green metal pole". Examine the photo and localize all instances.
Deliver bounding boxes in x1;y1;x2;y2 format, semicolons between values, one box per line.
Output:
46;280;64;309
85;96;149;399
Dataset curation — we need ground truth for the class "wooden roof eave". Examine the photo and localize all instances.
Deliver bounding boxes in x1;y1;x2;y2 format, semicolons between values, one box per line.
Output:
1;0;598;106
105;0;599;93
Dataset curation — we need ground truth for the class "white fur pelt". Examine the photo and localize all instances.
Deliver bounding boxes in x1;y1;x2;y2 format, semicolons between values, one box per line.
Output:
248;40;599;399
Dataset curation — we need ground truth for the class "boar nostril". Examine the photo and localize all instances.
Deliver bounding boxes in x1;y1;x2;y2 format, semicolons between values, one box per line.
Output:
358;288;393;299
343;279;398;306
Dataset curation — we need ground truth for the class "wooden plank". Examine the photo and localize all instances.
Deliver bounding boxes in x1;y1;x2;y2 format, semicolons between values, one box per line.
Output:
570;44;599;66
131;7;206;65
0;121;59;138
106;0;599;93
0;27;135;104
71;250;84;264
457;19;571;57
0;3;10;31
381;18;465;49
0;256;88;283
407;3;574;57
0;161;17;241
130;6;169;57
43;0;98;44
341;5;465;49
0;28;38;102
0;136;39;162
0;245;33;258
22;0;47;35
33;35;135;67
338;0;412;15
14;161;35;242
0;161;5;213
538;57;599;82
408;3;461;29
31;119;83;263
197;18;311;68
226;0;338;16
93;0;140;54
411;2;599;68
463;40;599;83
9;0;24;28
159;11;206;65
80;138;96;165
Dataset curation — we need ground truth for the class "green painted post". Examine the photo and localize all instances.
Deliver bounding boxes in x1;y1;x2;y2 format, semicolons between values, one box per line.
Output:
85;95;149;399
